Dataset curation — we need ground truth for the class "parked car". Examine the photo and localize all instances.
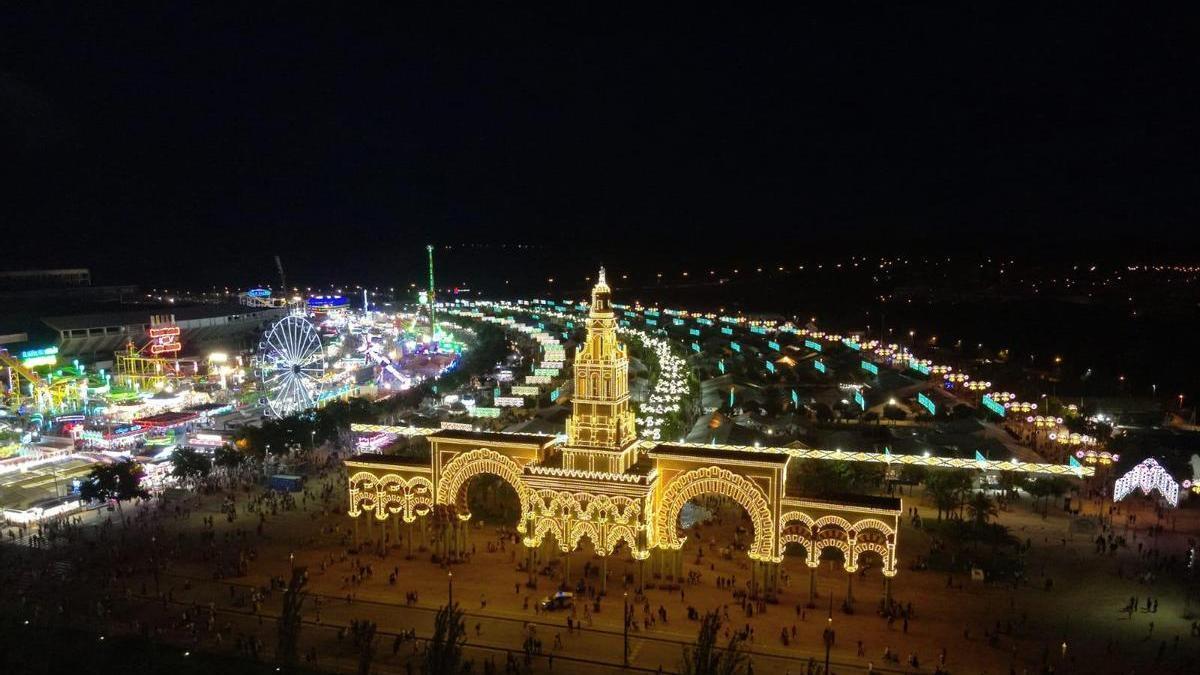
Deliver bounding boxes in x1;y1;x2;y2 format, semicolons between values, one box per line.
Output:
539;591;574;611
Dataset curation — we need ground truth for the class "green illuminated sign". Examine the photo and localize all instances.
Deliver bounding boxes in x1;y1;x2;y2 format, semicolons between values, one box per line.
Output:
804;340;823;352
982;394;1006;417
861;361;878;375
814;360;826;373
917;392;936;415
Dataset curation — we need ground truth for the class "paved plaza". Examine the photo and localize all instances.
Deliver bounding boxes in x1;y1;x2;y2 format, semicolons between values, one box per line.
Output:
5;462;1199;674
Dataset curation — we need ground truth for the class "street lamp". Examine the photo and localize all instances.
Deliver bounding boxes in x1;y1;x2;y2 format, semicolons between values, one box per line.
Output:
823;606;834;674
448;571;454;607
623;591;630;667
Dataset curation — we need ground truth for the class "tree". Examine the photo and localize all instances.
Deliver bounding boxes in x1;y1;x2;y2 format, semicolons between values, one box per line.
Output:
277;567;308;669
79;458;150;521
679;611;749;675
214;443;246;472
353;619;377;675
965;491;998;527
423;602;466;675
925;470;972;521
170;446;212;487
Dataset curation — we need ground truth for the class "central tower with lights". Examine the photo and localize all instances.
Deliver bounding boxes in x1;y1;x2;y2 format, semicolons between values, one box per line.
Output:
562;267;639;472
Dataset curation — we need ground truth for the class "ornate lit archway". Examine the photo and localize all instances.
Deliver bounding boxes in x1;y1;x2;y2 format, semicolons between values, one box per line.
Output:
435;448;531;530
656;465;777;561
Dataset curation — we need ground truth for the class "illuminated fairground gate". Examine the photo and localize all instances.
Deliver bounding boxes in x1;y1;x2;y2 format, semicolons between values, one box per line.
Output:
345;269;903;602
347;428;556;560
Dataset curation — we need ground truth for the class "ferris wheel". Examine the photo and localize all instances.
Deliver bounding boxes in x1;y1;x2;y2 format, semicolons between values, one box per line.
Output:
256;314;326;417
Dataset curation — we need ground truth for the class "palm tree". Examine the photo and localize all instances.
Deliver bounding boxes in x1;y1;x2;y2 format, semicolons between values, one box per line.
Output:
679;611;749;675
925;470;971;521
965;491;998;527
423;602;466;675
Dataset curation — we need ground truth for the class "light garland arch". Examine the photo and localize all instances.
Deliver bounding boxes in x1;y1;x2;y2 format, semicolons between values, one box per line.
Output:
436;448;531;530
656;466;777;561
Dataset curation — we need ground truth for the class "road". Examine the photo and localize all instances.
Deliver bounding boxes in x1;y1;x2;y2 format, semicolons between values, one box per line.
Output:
146;569;896;674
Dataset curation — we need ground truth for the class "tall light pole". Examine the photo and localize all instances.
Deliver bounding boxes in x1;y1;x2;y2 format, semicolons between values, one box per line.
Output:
623;591;630;667
823;595;834;674
448;570;454;608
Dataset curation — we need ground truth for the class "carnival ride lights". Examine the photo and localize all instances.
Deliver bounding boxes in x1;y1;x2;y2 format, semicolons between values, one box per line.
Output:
1049;429;1095;446
1027;415;1062;428
113;316;194;391
307;294;349;312
1075;449;1119;466
256;314;327;418
1113;458;1180;507
626;329;688;441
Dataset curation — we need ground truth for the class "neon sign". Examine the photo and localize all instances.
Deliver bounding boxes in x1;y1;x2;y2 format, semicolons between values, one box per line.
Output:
149;325;181;355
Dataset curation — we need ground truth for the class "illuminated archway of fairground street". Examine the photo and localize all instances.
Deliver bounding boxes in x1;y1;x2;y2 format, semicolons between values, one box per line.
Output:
4;263;1200;675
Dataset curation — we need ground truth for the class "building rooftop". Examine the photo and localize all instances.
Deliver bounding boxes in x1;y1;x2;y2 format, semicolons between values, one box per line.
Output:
346;454;430;467
428;428;557;447
792;493;902;512
41;303;278;332
648;443;790;465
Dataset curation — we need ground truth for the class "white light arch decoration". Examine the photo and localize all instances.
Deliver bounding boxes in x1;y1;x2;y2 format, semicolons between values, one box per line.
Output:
348;471;380;517
436;448;532;529
656;465;777;561
1114;458;1180;507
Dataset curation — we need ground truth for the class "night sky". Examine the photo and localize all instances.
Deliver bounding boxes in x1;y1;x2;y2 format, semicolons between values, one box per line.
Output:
3;5;1197;286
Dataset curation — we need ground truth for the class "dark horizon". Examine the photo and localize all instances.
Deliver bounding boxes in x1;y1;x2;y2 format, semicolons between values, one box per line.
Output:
4;6;1199;286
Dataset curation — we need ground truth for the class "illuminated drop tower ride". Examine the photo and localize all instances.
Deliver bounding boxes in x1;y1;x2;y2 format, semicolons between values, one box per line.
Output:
426;244;437;343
